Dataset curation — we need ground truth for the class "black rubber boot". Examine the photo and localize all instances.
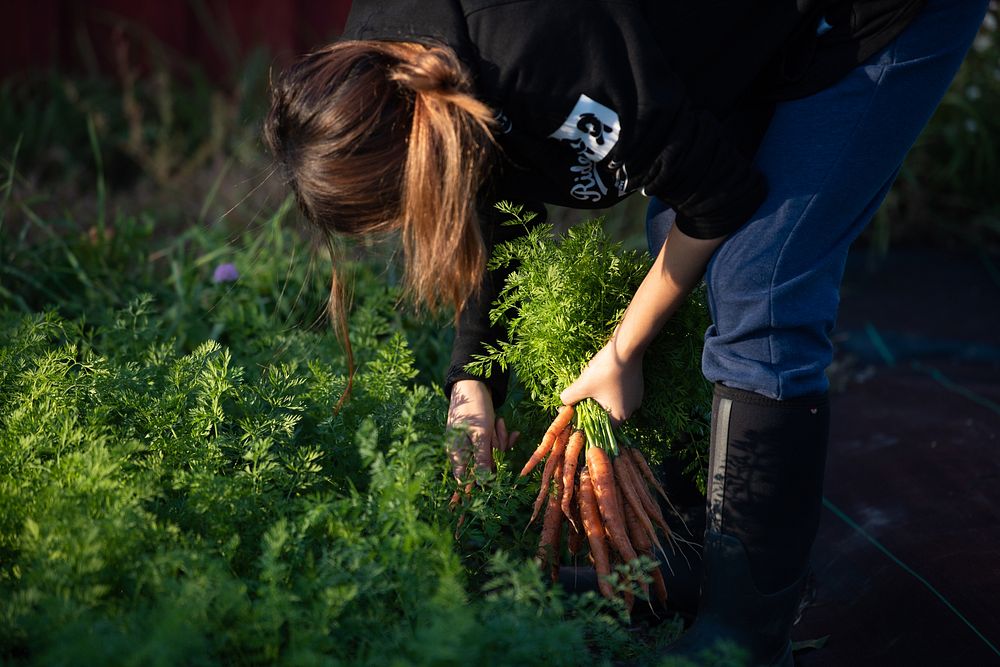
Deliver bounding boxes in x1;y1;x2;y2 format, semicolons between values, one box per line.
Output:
658;383;829;667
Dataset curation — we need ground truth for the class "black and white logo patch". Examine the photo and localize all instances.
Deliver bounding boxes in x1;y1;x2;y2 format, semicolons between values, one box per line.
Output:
549;94;621;161
549;94;622;203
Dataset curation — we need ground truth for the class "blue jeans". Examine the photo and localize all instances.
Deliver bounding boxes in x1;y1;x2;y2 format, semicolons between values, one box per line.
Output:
646;0;988;399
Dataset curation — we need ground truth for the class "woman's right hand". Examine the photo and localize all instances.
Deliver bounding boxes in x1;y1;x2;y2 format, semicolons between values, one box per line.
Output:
446;379;519;482
559;335;645;427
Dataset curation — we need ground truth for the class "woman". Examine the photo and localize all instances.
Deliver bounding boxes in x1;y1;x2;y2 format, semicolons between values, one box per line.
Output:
264;0;987;663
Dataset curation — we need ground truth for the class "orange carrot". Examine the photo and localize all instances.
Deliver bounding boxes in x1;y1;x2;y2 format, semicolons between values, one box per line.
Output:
567;512;584;555
614;473;627;528
620;451;673;539
449;481;474;539
519;405;575;477
567;479;585;556
586;446;636;563
612;474;655;611
587;446;648;601
615;455;666;555
625;503;666;607
650;566;668;607
529;425;569;525
627;447;669;502
537;458;565;582
560;429;586;524
623;589;635;614
579;468;614;600
448;482;474;510
624;503;651;554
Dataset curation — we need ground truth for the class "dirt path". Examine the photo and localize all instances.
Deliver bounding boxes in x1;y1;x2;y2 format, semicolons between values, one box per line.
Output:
794;247;1000;665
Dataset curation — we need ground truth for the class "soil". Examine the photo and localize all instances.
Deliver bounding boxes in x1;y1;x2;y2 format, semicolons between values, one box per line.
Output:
792;246;1000;665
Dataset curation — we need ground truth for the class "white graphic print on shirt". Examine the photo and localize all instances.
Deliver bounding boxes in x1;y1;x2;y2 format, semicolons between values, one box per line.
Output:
549;94;622;203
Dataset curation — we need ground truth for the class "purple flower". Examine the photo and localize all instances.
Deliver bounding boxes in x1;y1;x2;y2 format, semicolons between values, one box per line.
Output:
212;263;240;284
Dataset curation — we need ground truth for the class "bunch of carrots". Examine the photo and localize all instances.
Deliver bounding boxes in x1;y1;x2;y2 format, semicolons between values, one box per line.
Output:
524;400;683;610
461;207;709;608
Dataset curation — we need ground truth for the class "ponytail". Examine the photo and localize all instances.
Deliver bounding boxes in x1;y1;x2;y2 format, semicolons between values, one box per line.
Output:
389;44;497;315
265;40;496;407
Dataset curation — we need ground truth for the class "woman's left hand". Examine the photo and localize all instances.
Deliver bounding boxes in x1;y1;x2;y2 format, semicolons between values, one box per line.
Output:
559;338;644;427
446;379;520;482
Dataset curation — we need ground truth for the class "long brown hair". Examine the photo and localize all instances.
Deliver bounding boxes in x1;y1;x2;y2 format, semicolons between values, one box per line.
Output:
264;40;496;402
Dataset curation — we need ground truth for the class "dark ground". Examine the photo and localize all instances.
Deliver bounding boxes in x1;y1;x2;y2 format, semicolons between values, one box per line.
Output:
792;246;1000;666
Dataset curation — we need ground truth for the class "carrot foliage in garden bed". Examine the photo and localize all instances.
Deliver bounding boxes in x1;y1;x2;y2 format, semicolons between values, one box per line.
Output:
0;201;682;665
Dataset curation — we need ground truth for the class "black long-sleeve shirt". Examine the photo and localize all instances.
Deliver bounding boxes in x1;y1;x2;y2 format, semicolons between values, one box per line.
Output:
342;0;926;406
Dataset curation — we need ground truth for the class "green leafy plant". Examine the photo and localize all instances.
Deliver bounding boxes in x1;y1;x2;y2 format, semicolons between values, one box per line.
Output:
466;203;712;487
0;184;689;664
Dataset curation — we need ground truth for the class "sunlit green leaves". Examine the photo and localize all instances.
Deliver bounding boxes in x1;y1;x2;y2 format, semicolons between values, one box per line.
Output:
471;205;711;487
0;198;680;664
